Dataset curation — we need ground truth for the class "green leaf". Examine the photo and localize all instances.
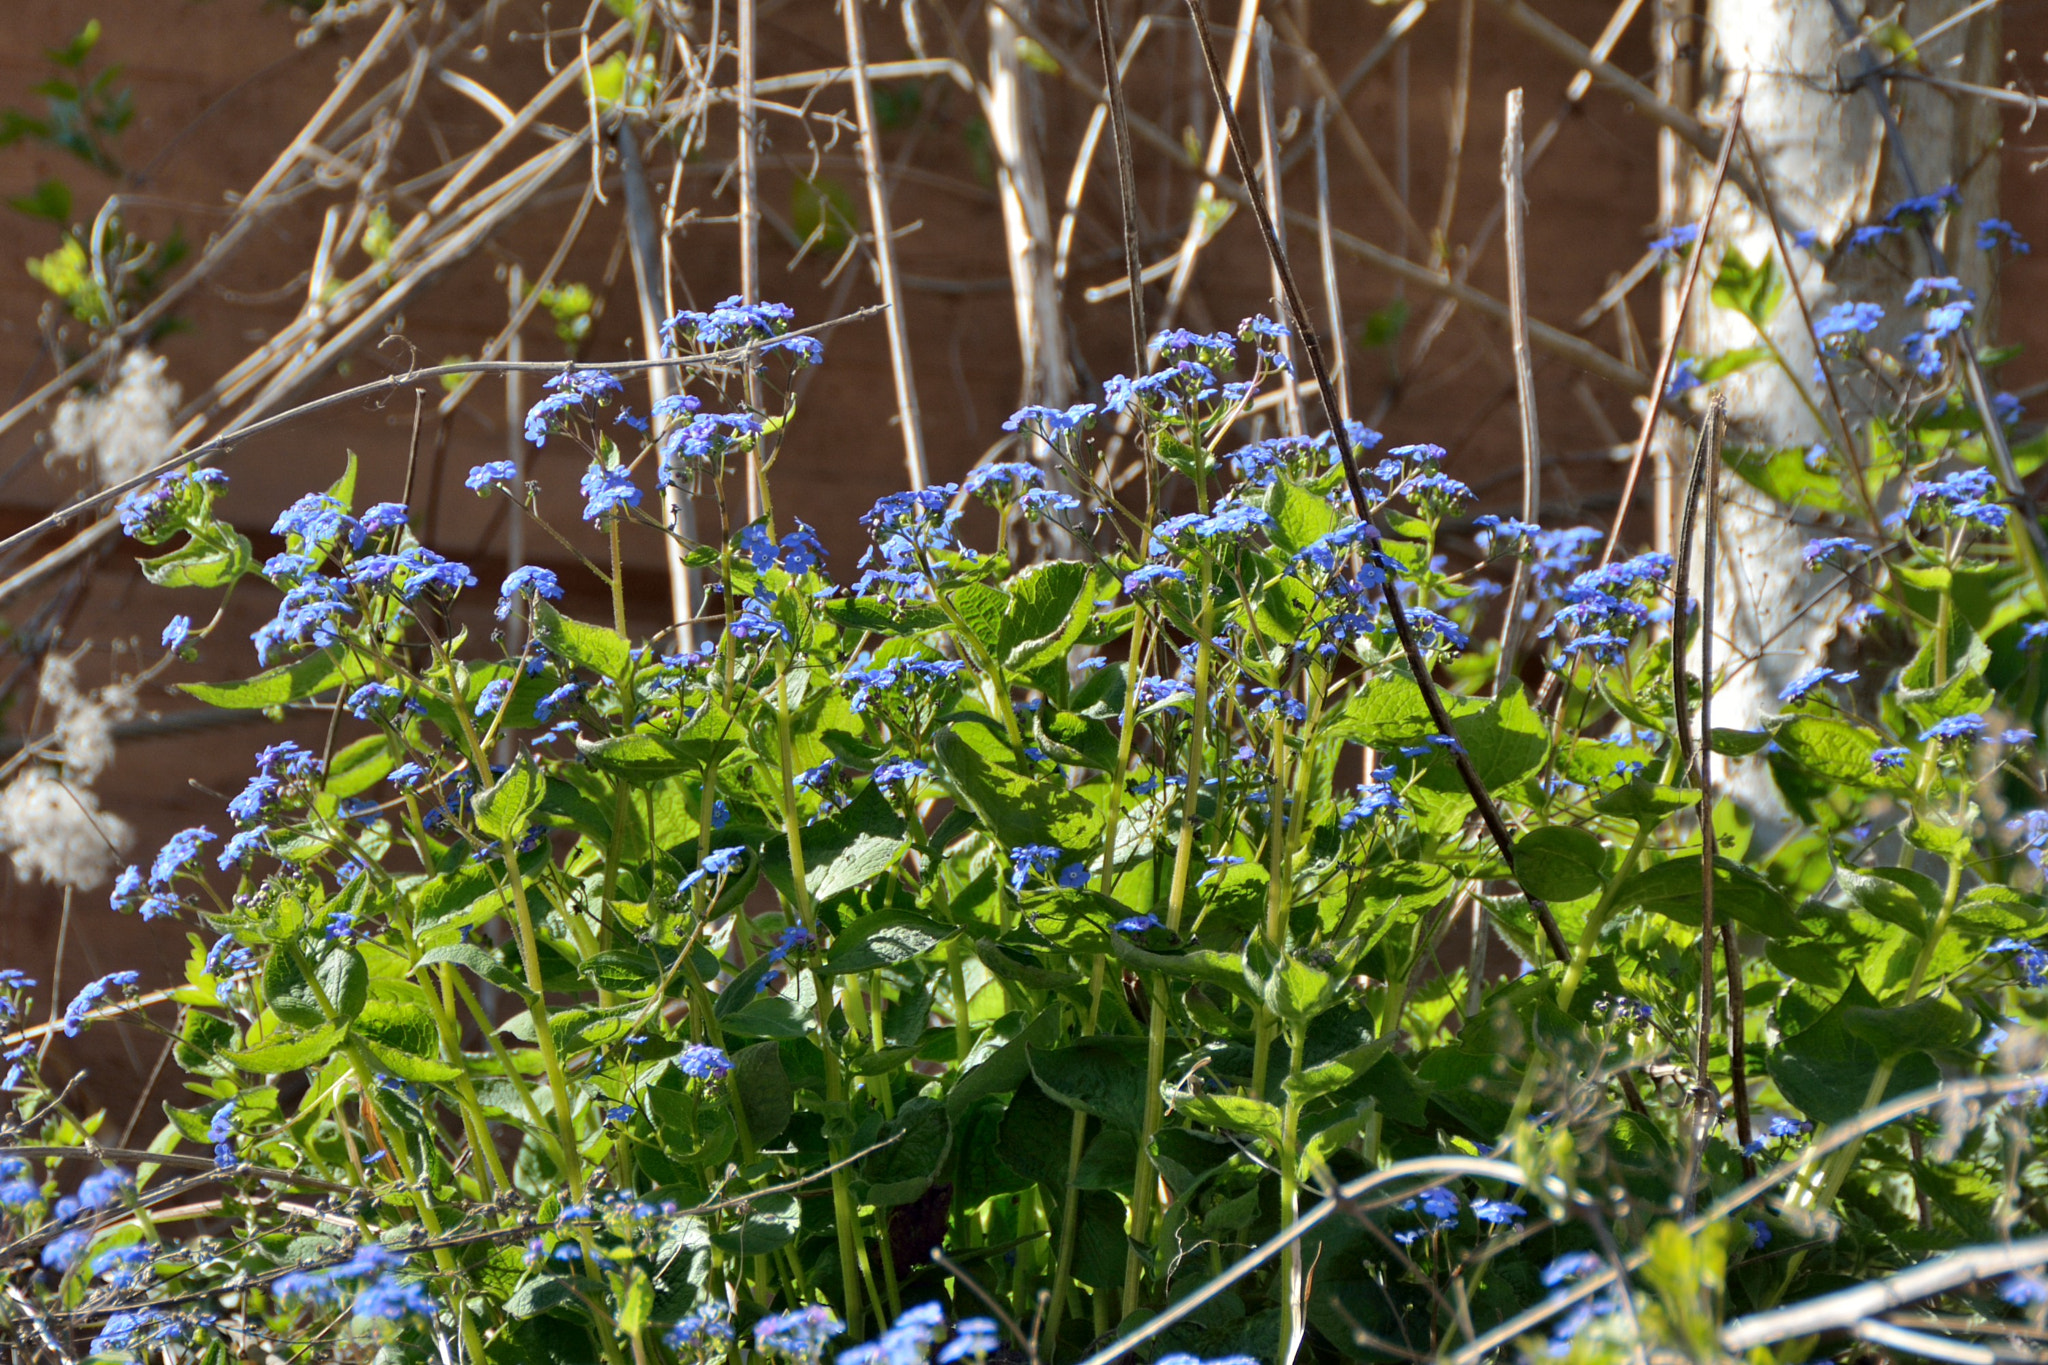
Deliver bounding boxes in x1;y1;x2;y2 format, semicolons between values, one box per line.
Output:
1423;686;1546;792
263;944;367;1029
140;532;254;589
932;713;1100;851
1769;981;1941;1125
862;1096;951;1208
1724;446;1856;516
1770;715;1906;790
820;912;955;976
1029;1039;1147;1132
1331;671;1437;746
416;944;526;996
1836;865;1939;937
764;784;908;906
1262;955;1337;1026
731;1041;793;1143
180;651;342;709
708;1194;800;1257
227;1025;343;1073
324;735;394;801
475;754;543;843
1611;854;1801;939
1513;827;1607;902
534;602;632;680
352;999;438;1056
576;732;694;779
999;561;1103;673
1260;478;1341;556
9;177;71;223
1710;244;1784;328
1592;779;1700;824
946;1009;1059;1119
356;1030;462;1085
1167;1092;1284;1148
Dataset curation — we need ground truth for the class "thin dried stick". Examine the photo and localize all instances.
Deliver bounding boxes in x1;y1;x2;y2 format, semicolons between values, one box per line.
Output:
996;17;1649;393
739;0;766;521
1180;0;1570;964
1672;396;1725;1206
1496;89;1540;690
1433;0;1477;261
1088;0;1149;371
1595;94;1744;570
1255;20;1304;436
1312;102;1349;421
1153;0;1262;339
617;123;699;650
841;0;929;490
0;311;885;583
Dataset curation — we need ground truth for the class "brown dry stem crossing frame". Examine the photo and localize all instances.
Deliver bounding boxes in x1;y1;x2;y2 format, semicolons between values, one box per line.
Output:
1181;0;1570;963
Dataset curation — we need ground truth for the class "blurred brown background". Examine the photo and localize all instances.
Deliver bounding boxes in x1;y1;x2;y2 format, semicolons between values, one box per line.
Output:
2;0;2045;1125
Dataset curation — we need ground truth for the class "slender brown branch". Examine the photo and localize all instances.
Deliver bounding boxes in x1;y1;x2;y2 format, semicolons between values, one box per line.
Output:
1089;0;1148;372
1596;94;1745;571
1180;0;1569;964
1496;89;1541;690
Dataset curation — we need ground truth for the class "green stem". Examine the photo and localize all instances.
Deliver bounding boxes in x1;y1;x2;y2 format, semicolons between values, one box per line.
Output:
773;657;867;1334
1124;574;1216;1312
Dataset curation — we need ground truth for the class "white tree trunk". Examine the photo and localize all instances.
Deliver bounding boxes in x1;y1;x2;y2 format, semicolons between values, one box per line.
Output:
1684;0;2000;794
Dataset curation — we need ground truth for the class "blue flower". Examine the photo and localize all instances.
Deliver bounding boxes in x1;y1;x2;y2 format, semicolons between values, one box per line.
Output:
217;828;270;869
1778;668;1857;703
1472;1198;1526;1224
271;492;362;549
1766;1116;1813;1139
1813;300;1884;345
496;564;563;620
963;462;1044;502
64;972;139;1037
1415;1186;1458;1221
388;761;428;788
161;615;191;652
1123;564;1188;597
872;758;929;786
347;682;409;720
1115;914;1162;935
680;1044;733;1080
1979;218;2030;255
472;679;512;719
534;683;581;724
660;412;764;482
151;827;215;889
1665;358;1702;398
1921;714;1987;744
1802;537;1870;570
42;1228;90;1271
580;462;642;522
669;1303;737;1357
662;295;799;350
937;1318;1001;1365
1002;402;1098;434
755;1306;845;1364
1881;185;1959;228
466;460;519;492
2004;1275;2048;1307
1648;223;1698;255
1008;844;1064;891
1871;746;1910;772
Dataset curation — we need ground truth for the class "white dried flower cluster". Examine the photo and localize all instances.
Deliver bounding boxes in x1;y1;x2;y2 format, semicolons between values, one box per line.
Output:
46;348;181;487
0;654;137;890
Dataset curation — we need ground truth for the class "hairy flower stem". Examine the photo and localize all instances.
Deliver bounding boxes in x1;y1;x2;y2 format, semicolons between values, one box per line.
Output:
281;941;489;1363
1125;574;1216;1312
501;860;589;1199
773;656;868;1334
1777;847;1966;1303
1046;956;1108;1345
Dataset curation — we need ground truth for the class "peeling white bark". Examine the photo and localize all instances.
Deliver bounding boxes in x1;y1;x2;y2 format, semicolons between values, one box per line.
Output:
1685;0;1999;802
